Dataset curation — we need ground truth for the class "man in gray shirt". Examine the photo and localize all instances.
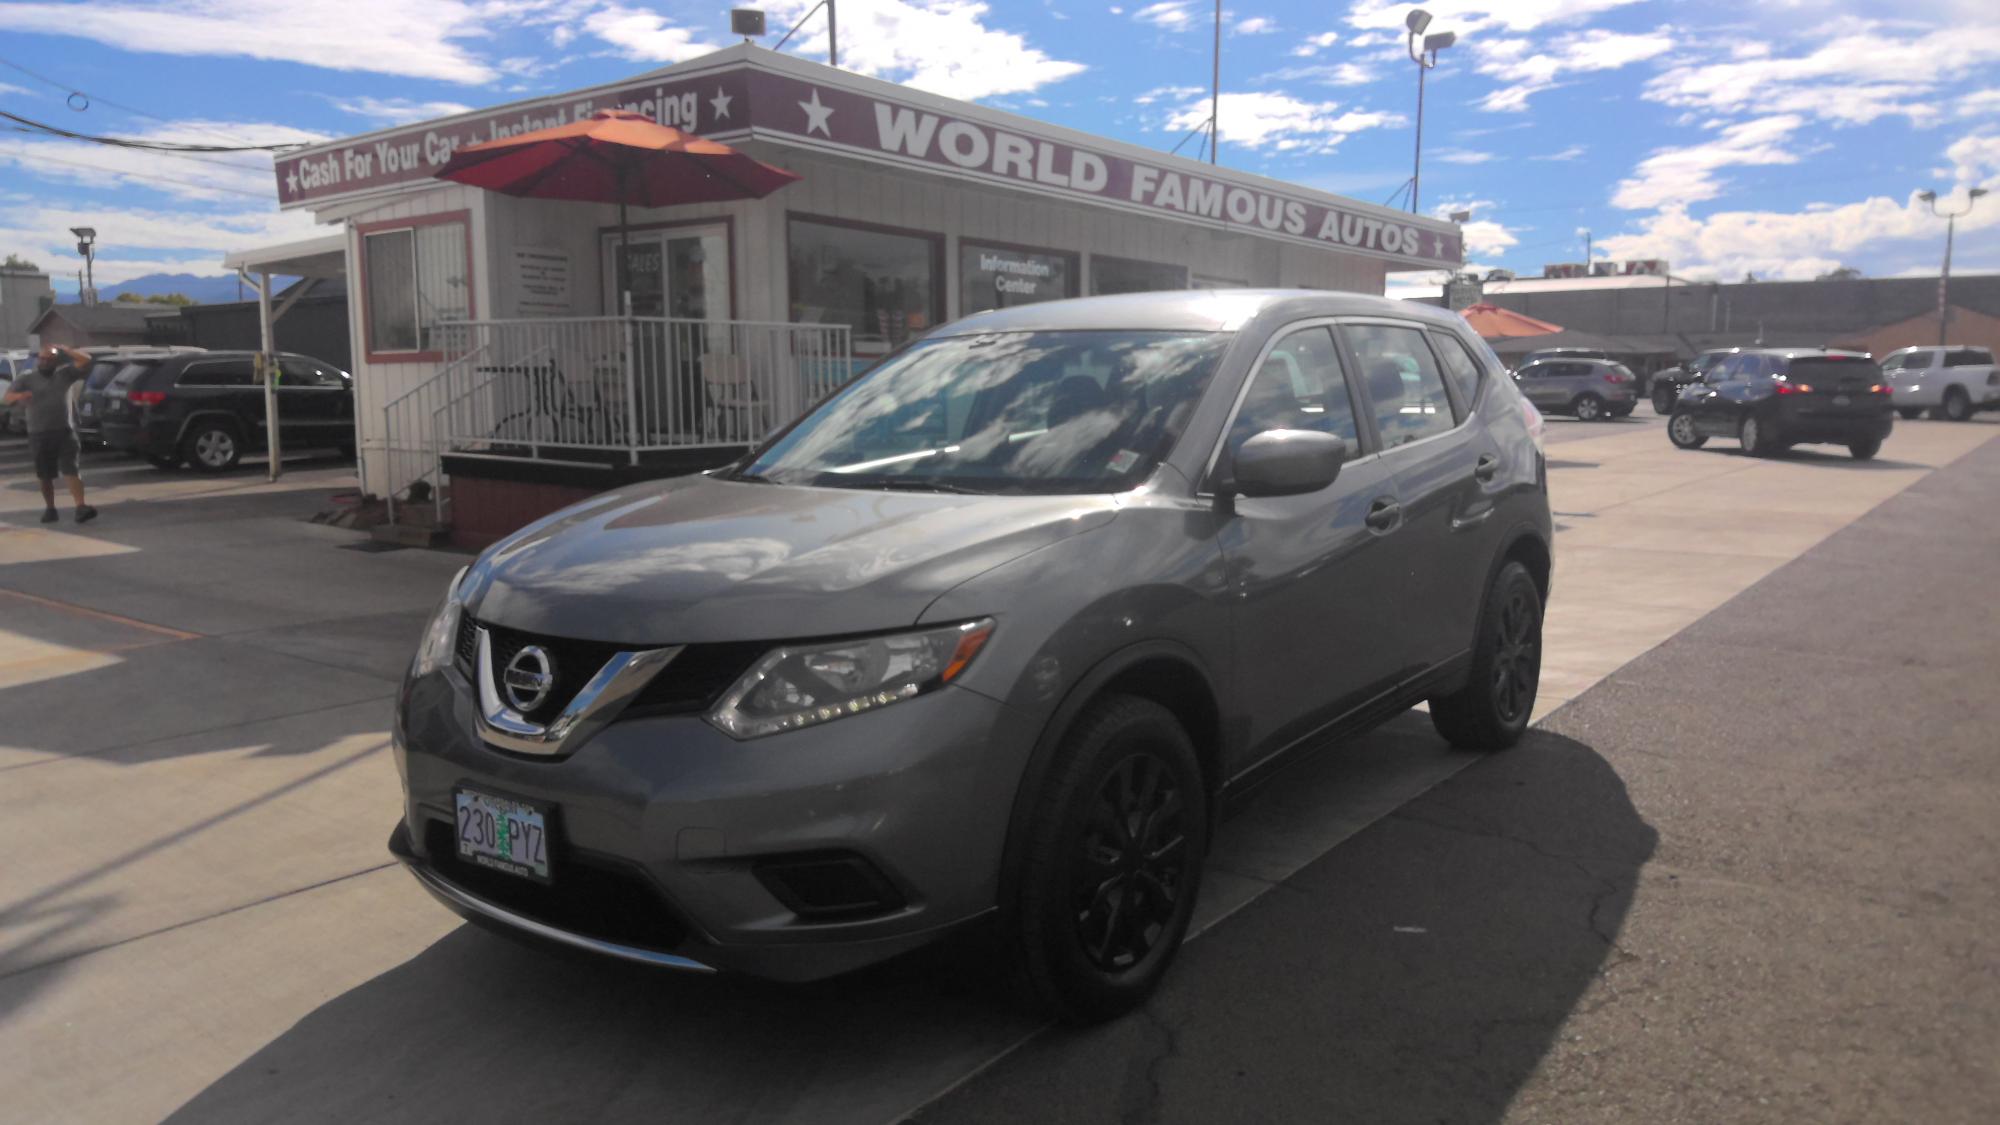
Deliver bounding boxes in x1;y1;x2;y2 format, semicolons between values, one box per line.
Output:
3;344;99;524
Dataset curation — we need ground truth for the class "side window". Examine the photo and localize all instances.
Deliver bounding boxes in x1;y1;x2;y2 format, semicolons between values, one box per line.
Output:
178;360;254;387
1345;323;1458;448
1946;349;1987;368
280;357;344;387
1229;326;1360;458
1431;331;1484;406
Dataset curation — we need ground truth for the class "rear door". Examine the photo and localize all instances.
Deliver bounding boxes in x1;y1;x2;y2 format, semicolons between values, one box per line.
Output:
1514;362;1564;410
175;356;259;437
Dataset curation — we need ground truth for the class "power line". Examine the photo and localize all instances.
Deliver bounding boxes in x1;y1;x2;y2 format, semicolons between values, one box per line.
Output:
0;107;305;152
0;54;271;149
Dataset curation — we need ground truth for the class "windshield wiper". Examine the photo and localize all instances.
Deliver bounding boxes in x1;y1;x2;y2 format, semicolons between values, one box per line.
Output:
729;470;779;484
862;478;989;495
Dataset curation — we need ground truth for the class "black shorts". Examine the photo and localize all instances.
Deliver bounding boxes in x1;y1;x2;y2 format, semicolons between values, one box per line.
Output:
30;429;80;481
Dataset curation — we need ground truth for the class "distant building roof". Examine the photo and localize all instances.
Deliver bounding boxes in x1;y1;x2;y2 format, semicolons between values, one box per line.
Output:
30;303;158;334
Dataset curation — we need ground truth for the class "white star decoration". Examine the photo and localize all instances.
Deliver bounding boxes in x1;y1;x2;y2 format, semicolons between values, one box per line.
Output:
799;89;834;137
285;169;299;194
709;87;733;121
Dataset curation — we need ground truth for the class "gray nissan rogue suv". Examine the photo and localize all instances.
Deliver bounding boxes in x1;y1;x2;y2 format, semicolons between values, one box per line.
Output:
392;290;1553;1022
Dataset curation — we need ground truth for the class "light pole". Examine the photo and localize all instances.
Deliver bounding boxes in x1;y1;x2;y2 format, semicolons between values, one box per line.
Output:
69;226;96;305
1918;187;1988;346
1405;10;1455;214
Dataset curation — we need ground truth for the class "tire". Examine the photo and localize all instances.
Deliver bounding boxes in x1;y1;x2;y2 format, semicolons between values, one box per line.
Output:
1572;393;1606;422
181;421;242;472
1938;387;1972;422
1653;386;1677;415
1897;407;1923;420
1739;414;1776;457
145;454;181;470
1667;411;1707;449
1429;560;1543;750
1849;437;1881;461
1014;695;1208;1025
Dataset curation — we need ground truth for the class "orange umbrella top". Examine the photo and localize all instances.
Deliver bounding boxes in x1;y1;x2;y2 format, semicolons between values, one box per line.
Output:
1459;302;1563;339
435;109;801;207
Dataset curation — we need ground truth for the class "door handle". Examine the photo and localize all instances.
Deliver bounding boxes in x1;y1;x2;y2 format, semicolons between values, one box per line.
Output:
1365;497;1401;531
1474;453;1499;482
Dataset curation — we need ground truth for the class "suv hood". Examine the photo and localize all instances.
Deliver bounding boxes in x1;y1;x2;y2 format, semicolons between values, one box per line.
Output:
466;473;1117;644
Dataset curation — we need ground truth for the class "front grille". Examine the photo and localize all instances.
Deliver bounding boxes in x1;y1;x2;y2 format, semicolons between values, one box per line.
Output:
423;819;689;952
473;620;625;723
625;642;768;718
452;611;478;676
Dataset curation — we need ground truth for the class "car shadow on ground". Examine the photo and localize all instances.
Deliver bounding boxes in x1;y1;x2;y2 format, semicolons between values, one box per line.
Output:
164;729;1652;1125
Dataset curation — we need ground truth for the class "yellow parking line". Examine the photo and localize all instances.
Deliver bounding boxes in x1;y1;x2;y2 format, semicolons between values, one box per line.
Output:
0;589;203;641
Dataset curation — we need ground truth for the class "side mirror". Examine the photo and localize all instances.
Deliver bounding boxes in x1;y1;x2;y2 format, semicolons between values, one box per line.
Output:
1231;429;1347;498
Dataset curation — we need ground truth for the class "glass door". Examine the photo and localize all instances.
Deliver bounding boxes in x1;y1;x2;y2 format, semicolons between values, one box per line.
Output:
603;225;729;441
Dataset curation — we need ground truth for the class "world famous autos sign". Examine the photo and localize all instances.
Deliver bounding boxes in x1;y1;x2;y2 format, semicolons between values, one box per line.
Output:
275;57;1460;268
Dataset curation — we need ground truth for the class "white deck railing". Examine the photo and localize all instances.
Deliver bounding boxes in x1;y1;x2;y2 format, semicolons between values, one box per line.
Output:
382;315;854;521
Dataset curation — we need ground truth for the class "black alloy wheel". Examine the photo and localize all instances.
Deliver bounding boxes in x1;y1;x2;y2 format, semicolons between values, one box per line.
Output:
1430;560;1543;750
1074;752;1190;974
1015;694;1207;1024
1668;411;1707;449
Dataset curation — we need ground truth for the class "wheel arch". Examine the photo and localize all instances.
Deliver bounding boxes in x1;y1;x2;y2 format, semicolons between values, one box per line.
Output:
174;409;247;448
995;640;1226;917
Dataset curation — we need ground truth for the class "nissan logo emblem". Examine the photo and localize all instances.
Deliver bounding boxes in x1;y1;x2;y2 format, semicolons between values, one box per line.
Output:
502;646;556;713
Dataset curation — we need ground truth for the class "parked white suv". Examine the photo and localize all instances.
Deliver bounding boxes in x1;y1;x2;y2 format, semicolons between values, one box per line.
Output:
1881;346;2000;421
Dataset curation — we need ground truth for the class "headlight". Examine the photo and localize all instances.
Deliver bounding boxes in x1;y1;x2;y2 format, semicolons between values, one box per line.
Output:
411;566;469;677
706;618;995;739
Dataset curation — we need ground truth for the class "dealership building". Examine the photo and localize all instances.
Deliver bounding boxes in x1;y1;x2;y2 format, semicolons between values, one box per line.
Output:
263;44;1462;545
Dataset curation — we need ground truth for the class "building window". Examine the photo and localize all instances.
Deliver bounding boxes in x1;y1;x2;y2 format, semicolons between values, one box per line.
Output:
959;242;1077;315
364;221;469;355
788;216;940;358
1091;255;1188;296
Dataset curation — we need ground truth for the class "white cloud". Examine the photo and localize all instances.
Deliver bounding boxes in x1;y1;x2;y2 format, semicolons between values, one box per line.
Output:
1428;198;1518;257
1268;61;1379;85
1534;144;1588;162
0;201;320;286
1611;114;1805;212
583;4;722;63
1166;91;1402;153
1961;89;2000;118
1135;85;1205;105
1133;1;1195;29
767;0;1086;99
1598;135;2000;281
1474;28;1674;112
1433;148;1494;165
0;118;324;205
328;97;477;126
0;81;33;97
0;0;503;83
1643;23;2000;126
1234;16;1274;34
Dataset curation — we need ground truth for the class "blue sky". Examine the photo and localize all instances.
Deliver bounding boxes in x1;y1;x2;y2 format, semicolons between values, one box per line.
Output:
1;0;1995;298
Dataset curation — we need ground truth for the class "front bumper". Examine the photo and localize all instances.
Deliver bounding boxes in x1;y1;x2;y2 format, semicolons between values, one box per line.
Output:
391;666;1039;981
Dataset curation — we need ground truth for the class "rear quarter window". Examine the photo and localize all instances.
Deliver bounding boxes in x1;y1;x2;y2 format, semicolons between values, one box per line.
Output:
178;360;255;387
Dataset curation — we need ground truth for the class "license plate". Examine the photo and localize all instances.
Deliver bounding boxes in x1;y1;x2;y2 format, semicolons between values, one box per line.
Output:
1833;394;1850;406
454;788;552;882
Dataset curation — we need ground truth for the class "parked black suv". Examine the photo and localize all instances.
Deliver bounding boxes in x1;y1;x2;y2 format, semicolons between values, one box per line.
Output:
1666;348;1893;460
99;350;354;471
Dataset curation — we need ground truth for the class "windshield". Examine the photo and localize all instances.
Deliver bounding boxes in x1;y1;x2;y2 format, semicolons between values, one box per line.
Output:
739;330;1230;494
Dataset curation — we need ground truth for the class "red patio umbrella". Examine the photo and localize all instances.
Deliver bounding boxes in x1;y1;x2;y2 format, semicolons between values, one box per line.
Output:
434;109;802;276
1459;302;1564;339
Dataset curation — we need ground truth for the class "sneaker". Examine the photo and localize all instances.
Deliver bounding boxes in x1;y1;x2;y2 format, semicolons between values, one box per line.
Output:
40;508;58;524
75;505;98;525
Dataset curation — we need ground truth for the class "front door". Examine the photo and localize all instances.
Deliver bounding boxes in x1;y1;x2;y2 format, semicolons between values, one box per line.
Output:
1218;323;1407;768
603;225;729;438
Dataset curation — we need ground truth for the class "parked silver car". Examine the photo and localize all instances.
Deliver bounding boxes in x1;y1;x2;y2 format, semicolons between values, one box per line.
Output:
1512;356;1638;421
391;290;1555;1022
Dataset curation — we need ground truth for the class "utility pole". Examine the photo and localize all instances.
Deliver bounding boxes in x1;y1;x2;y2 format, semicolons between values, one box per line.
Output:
1403;10;1455;213
827;0;837;67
